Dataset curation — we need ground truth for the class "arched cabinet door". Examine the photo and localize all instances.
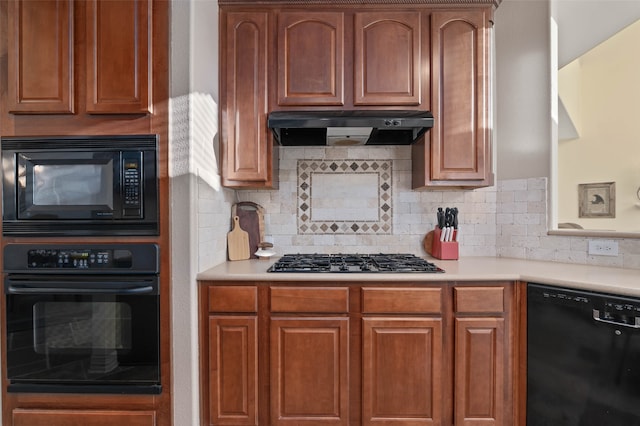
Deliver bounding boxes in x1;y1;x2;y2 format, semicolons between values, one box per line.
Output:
220;10;275;188
415;9;493;188
277;11;345;106
354;12;425;106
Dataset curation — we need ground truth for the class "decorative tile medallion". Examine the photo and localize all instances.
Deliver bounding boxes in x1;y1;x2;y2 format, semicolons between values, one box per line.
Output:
297;159;392;234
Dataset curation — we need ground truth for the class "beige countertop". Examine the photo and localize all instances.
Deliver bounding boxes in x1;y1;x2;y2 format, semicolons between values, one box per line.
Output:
197;256;640;296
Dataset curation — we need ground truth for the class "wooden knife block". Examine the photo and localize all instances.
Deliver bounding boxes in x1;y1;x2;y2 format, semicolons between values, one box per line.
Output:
432;227;459;260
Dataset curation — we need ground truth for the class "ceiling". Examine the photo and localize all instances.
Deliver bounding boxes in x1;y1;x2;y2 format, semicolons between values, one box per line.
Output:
557;0;640;68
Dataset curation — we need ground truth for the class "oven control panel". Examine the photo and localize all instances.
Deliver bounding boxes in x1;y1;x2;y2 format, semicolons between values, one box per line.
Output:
4;244;158;274
26;249;132;269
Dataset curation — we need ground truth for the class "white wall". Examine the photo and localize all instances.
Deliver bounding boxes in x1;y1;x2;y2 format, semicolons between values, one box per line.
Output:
169;2;232;426
494;0;551;180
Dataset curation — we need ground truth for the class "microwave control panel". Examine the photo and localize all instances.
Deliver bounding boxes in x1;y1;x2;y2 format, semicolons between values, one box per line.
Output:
122;152;142;217
26;249;133;270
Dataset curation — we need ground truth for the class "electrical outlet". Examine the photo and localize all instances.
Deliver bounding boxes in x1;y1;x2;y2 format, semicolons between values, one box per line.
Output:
588;240;619;256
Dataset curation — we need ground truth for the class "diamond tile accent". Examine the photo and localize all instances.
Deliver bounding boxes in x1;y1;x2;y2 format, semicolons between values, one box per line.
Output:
297;159;393;235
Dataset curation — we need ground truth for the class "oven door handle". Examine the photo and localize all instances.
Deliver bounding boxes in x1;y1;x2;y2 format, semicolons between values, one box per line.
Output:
6;284;156;295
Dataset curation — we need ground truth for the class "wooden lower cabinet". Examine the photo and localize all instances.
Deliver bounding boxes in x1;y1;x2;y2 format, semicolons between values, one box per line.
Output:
12;409;156;426
362;318;443;426
208;316;258;426
453;285;513;426
454;318;504;426
199;282;516;426
270;317;349;425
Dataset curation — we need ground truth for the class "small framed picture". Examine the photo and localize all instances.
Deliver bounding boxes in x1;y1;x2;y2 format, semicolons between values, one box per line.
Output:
578;182;615;218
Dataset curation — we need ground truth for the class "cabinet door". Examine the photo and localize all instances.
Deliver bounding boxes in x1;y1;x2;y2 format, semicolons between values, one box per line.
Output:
454;318;504;426
354;12;423;106
362;317;443;426
12;409;156;426
208;316;258;426
7;0;74;114
220;10;273;187
270;317;349;425
85;0;151;114
277;11;344;106
425;9;492;186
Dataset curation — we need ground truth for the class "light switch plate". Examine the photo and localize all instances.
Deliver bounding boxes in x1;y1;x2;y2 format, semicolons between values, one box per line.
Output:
588;240;619;256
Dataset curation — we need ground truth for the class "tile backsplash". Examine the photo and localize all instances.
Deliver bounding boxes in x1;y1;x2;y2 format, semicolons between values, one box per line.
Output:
497;178;640;269
232;145;640;269
239;146;497;256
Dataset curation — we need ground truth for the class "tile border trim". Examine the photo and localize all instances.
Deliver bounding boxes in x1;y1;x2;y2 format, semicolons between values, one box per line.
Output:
297;159;393;235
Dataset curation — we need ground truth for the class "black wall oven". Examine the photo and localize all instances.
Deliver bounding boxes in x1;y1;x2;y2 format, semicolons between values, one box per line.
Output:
1;134;159;236
3;244;160;394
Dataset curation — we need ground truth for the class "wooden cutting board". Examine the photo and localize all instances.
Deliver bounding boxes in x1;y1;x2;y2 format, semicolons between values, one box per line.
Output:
227;216;250;260
231;202;265;259
423;231;435;256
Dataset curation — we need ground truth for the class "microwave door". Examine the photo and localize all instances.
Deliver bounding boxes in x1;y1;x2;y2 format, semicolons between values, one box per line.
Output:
18;153;116;220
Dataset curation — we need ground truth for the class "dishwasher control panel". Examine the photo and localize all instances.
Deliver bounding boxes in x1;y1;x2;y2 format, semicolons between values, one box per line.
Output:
531;283;640;328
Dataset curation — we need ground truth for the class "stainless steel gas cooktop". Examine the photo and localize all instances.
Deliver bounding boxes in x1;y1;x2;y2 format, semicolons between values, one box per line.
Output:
267;253;445;273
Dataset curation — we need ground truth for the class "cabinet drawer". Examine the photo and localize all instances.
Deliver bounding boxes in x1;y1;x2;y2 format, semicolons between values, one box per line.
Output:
454;287;505;313
208;286;258;313
271;287;349;313
13;409;156;426
362;287;442;314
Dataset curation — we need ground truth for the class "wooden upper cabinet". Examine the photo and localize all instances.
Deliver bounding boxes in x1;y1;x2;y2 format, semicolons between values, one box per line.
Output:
277;11;345;106
6;0;152;116
7;0;74;114
86;0;151;114
354;12;423;106
220;10;273;186
276;9;425;108
221;5;495;189
420;9;492;187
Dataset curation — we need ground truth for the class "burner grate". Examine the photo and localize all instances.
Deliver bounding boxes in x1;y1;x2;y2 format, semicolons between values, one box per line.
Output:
267;253;444;273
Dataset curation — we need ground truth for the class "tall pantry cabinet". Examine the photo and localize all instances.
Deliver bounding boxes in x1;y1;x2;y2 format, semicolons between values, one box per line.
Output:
218;0;497;189
0;1;171;426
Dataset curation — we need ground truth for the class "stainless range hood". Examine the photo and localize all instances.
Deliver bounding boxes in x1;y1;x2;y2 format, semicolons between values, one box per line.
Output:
267;110;434;146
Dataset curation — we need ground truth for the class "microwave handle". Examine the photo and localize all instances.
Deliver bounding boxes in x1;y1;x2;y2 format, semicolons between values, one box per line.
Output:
7;284;155;295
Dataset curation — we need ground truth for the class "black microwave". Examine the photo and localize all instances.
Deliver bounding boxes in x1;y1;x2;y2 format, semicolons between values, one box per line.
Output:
1;134;159;236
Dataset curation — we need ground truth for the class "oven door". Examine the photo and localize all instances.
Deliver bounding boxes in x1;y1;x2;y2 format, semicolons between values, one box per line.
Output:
5;274;160;394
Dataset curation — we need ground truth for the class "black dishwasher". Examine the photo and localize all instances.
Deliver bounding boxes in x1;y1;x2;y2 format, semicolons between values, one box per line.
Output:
527;283;640;425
